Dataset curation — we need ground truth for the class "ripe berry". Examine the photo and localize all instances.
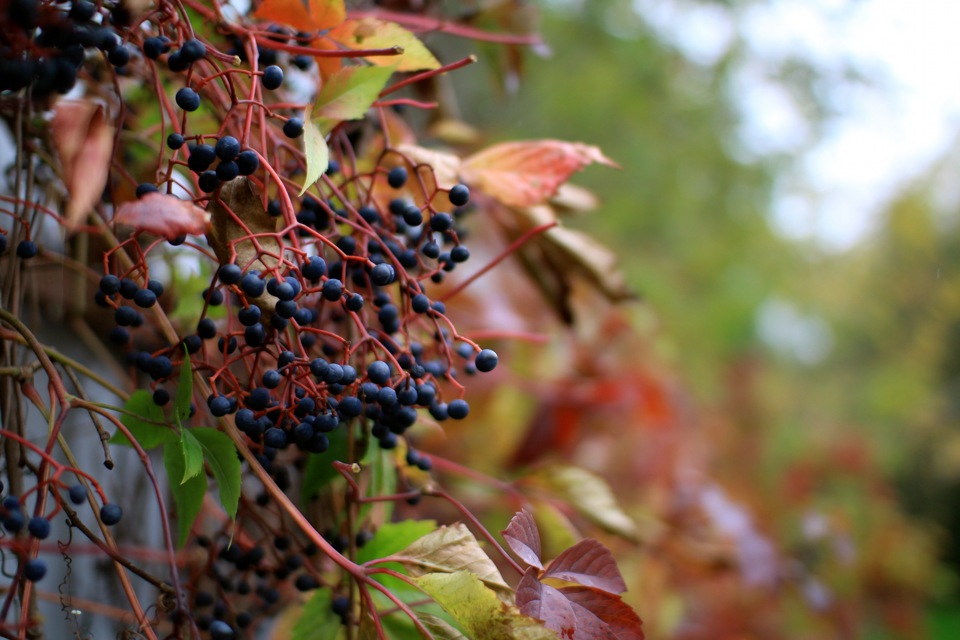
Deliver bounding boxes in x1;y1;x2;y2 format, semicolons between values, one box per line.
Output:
338;396;362;418
99;503;123;526
3;511;24;533
451;246;470;263
70;0;97;21
402;205;423;226
115;306;137;326
321;279;342;301
294;574;319;591
198;171;220;193
0;235;6;255
367;361;391;385
218;264;242;285
475;349;498;372
136;183;159;199
346;293;364;311
421;241;440;259
449;183;470;206
236;150;259;175
119;278;139;299
153;389;170;406
133;289;157;308
68;484;86;505
262;370;281;388
209;620;235;640
180;38;206;63
238;306;261;326
27;516;50;540
411;294;430;314
16;241;37;259
262;65;283;90
387;166;408;189
283;117;303;138
430;212;453;232
331;595;350;617
447;399;470;420
100;274;121;295
23;559;46;582
240;272;265;297
142;36;165;59
187;144;216;172
215;161;239;181
108;45;131;67
215;136;240;160
302;256;326;281
209;395;231;417
197;318;217;339
370;263;395;286
175;87;200;112
166;132;185;149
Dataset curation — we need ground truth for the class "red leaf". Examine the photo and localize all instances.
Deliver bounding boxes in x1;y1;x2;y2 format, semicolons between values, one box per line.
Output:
559;586;644;640
254;0;344;32
517;568;616;640
52;100;116;230
501;511;543;569
543;539;626;594
459;140;618;208
114;193;210;239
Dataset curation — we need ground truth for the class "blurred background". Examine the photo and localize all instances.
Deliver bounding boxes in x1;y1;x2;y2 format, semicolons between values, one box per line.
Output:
420;0;960;637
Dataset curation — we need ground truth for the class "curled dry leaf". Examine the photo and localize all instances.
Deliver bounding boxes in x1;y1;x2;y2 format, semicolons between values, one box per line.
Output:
114;193;210;239
460;140;618;208
502;510;544;570
52;100;116;230
206;177;281;313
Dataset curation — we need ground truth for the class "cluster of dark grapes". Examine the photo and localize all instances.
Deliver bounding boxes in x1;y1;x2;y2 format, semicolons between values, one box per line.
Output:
0;0;135;95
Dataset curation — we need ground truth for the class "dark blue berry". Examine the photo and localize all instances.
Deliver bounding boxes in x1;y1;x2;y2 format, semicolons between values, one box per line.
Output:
136;183;159;199
149;356;173;380
183;335;203;353
203;287;224;305
209;395;231;417
109;327;130;344
216;161;239;181
283;117;303;138
119;278;139;299
153;389;170;406
100;503;123;526
236;150;259;175
133;289;157;308
197;318;217;339
244;323;265;346
430;212;453;232
370;263;395;286
16;241;37;259
402;206;423;226
100;275;121;295
322;279;342;301
108;45;131;67
68;484;86;505
115;306;137;326
475;349;498;372
215;136;240;160
447;399;469;420
209;620;235;640
275;300;297;318
240;273;265;297
23;559;46;582
387;166;408;189
337;396;362;418
167;132;185;149
198;171;220;193
263;428;287;449
262;370;281;388
411;294;430;314
27;516;50;540
147;279;165;297
167;51;188;72
367;361;391;385
429;401;448;421
451;245;470;263
180;38;206;63
238;305;261;326
346;293;364;311
421;241;440;259
2;511;24;533
449;183;470;207
219;264;242;285
262;65;283;90
176;87;200;112
143;36;165;59
188;144;216;172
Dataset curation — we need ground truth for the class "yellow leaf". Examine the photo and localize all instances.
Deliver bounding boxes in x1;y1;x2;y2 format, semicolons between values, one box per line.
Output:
329;18;441;72
300;106;329;197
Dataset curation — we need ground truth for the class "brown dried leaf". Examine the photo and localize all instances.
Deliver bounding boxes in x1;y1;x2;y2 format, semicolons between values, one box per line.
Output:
114;193;210;239
206;178;281;312
52;100;116;230
396;144;461;191
501;511;544;570
460;140;618;208
543;539;627;595
540;226;635;304
517;569;616;640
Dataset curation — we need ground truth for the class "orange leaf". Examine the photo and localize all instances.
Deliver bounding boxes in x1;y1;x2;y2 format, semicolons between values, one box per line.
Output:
52;100;116;230
460;140;618;208
114;193;211;239
311;36;344;83
254;0;344;32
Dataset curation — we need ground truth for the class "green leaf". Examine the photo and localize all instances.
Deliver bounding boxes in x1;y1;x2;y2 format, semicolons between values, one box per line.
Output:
292;589;343;640
191;427;242;519
358;446;397;525
164;442;206;547
414;572;558;640
110;390;177;449
391;524;511;593
174;349;193;425
178;428;204;484
311;65;395;130
299;105;329;197
357;520;437;565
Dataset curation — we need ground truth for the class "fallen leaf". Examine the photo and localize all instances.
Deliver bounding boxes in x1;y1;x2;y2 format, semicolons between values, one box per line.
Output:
501;510;544;570
52;100;116;230
460;140;618;208
329;18;440;72
543;539;627;595
114;193;210;239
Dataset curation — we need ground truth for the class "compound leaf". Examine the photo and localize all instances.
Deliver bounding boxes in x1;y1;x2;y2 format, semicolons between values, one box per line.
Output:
163;442;206;547
110;390;177;449
177;428;204;484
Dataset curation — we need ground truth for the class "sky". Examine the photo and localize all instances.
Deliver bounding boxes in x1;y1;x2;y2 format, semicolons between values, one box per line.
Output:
639;0;960;251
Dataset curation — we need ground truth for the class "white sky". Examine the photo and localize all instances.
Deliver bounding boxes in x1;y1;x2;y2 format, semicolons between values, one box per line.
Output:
640;0;960;251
